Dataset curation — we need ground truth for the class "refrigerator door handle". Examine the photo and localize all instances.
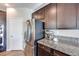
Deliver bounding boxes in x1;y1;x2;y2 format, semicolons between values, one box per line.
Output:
26;20;32;43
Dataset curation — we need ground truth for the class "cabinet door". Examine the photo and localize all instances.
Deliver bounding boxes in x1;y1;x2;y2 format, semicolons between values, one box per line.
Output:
57;3;76;29
32;8;45;20
45;4;56;29
38;44;51;56
32;11;38;19
38;46;50;56
0;11;6;24
37;8;45;20
53;50;69;56
77;4;79;29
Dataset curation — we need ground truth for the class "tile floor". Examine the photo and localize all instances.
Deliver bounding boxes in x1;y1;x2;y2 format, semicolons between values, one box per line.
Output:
0;50;24;56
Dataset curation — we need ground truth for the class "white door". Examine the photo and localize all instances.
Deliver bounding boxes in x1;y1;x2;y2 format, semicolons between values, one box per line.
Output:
7;18;23;51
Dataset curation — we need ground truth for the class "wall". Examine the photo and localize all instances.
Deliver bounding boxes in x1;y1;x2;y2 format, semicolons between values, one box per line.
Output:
7;8;33;51
56;30;79;38
49;30;79;38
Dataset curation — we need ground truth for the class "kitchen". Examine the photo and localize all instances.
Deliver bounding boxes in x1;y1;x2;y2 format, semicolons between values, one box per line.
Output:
0;3;79;56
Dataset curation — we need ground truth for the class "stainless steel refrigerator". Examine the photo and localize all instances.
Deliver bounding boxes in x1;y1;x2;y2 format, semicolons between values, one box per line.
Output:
24;18;45;56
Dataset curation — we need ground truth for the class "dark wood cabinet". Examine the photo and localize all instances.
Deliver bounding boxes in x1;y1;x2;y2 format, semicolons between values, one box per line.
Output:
45;4;56;29
57;3;76;29
38;44;51;56
38;43;69;56
0;11;6;24
32;11;38;19
32;7;45;20
51;49;69;56
37;8;45;20
32;3;79;29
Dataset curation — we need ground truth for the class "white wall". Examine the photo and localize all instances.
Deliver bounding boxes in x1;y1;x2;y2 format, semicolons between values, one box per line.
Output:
57;30;79;38
7;8;33;51
50;30;79;38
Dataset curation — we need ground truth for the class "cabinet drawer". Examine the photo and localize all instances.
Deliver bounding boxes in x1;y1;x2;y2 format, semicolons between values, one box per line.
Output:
38;44;51;53
38;43;69;56
54;50;69;56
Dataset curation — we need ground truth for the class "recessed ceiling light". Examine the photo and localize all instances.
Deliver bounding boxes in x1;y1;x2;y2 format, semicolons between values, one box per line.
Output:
7;8;16;12
4;3;10;7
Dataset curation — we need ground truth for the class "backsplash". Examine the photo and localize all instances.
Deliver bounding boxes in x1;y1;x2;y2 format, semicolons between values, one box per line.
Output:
45;29;79;47
55;36;79;47
45;29;79;38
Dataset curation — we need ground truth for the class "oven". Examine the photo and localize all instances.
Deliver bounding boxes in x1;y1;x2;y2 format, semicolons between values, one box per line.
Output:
0;25;4;46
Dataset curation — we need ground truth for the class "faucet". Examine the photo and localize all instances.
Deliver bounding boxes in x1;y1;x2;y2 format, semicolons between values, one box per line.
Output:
45;30;55;40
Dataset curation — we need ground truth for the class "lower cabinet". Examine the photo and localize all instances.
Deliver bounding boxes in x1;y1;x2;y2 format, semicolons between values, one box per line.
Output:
38;43;69;56
50;49;69;56
38;44;51;56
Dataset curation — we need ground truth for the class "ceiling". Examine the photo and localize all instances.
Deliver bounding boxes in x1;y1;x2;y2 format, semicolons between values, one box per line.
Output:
8;3;43;9
0;3;49;11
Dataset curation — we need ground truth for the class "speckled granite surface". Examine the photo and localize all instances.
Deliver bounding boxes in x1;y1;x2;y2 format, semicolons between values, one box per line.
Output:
38;37;79;56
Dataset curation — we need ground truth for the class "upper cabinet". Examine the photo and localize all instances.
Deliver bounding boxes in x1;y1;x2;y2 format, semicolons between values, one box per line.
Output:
32;7;45;20
77;4;79;29
32;11;38;19
57;3;76;29
45;4;56;29
32;3;79;29
0;11;6;24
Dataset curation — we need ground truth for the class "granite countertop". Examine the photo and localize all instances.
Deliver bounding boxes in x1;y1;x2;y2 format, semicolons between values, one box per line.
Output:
37;37;79;56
